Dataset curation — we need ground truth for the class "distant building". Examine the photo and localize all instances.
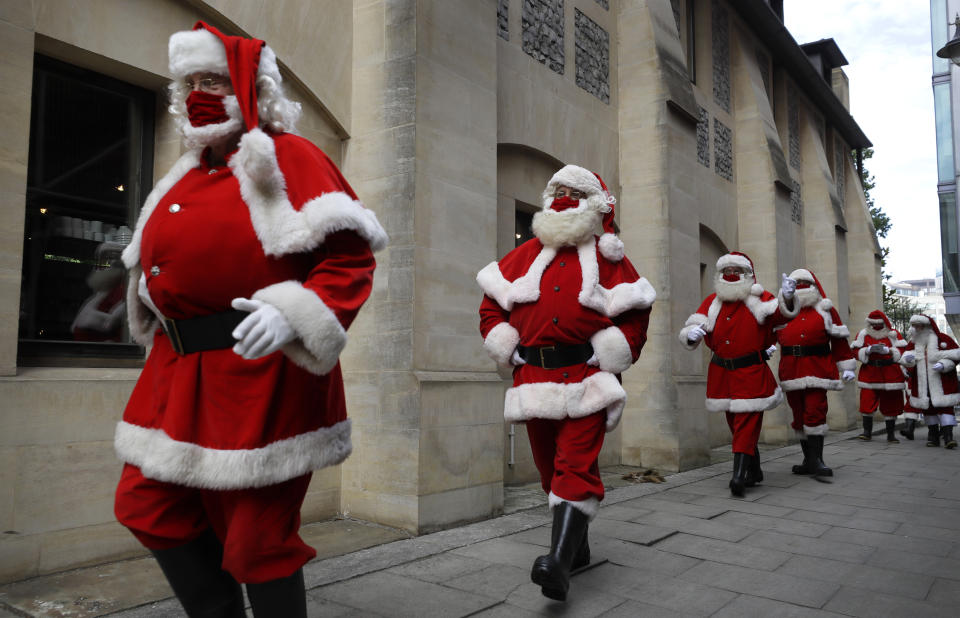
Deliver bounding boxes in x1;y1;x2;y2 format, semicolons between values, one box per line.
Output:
888;272;953;336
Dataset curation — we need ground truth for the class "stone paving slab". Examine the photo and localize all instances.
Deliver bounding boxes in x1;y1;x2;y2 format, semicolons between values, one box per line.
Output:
823;585;955;617
652;532;792;570
710;594;849;617
679;560;841;608
775;554;934;600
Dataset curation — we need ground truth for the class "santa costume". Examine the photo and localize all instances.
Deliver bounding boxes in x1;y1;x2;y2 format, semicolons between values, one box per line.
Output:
901;314;960;449
776;269;856;478
477;165;654;601
112;22;385;616
678;252;783;496
850;310;907;442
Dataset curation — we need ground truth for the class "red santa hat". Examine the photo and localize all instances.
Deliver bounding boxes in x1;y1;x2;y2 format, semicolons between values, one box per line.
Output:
866;309;892;329
168;21;282;132
544;164;623;261
716;251;764;296
909;314;942;334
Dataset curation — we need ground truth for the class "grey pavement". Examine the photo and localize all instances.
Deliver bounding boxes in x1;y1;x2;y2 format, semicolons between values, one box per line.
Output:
3;426;959;617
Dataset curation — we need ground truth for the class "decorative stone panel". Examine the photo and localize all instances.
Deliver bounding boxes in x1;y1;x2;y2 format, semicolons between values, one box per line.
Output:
595;0;609;9
697;106;710;168
575;9;610;103
756;48;770;99
790;179;803;224
835;137;846;203
670;0;682;35
714;117;732;181
712;0;730;113
498;0;509;41
522;0;565;75
788;86;801;170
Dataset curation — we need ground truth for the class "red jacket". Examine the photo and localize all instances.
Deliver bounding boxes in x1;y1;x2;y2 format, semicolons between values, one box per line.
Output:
775;296;855;391
678;291;783;412
851;327;907;390
903;328;960;410
115;129;387;490
477;237;654;431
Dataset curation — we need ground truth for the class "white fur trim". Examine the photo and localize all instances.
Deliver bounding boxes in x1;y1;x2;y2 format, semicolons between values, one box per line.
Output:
750;283;764;296
598;233;624;262
716;254;753;273
230;129;387;256
169;28;228;78
803;423;830;436
679;313;710;349
504;372;626;432
940;413;958;427
590;326;633;374
778;291;800;319
252;281;346;375
577;242;656;317
910;315;933;327
924;414;940;424
838;359;857;373
114;418;352;489
476;247;557;311
815;300;849;338
908;331;960;408
549;492;600;521
857;381;907;391
483;322;520;366
546;165;604;196
780;376;844;391
705;386;783;413
125;265;159;346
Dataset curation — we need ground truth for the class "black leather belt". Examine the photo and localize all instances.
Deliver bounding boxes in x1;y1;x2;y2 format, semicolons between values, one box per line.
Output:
866;358;895;367
162;310;247;355
780;343;831;357
518;343;594;369
711;351;766;370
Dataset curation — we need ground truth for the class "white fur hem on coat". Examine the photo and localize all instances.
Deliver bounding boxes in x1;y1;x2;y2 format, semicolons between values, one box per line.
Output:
856;381;907;391
838;359;857;373
910;394;960;410
590;326;633;374
705;387;783;413
504;372;626;432
114;419;352;490
483;322;520;366
803;423;830;436
252;281;346;375
549;492;600;521
779;376;844;391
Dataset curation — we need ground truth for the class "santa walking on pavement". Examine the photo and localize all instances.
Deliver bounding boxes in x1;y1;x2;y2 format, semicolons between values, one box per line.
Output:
477;164;655;602
850;310;907;443
776;269;856;479
678;252;784;497
901;314;960;449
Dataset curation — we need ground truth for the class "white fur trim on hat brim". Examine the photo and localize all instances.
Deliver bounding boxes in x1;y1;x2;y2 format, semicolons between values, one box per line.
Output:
546;165;604;196
780;376;844;391
504;372;626;432
857;381;907;391
169;28;228;78
705;387;783;413
716;254;753;273
483;322;520;366
788;268;814;283
803;423;830;436
251;281;346;376
590;326;633;374
549;492;600;521
910;315;933;326
114;418;351;490
598;233;624;262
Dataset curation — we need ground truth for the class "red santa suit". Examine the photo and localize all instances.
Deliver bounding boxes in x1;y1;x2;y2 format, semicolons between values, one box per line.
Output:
113;24;386;585
776;269;856;437
851;310;906;418
902;314;960;429
477;167;654;520
678;253;783;456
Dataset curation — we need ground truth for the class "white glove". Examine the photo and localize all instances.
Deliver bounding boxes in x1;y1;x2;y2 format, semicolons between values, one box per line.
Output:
587;353;599;367
902;351;915;364
933;362;945;372
687;326;707;343
765;345;777;358
231;298;296;360
842;369;856;382
510;348;527;366
781;273;796;299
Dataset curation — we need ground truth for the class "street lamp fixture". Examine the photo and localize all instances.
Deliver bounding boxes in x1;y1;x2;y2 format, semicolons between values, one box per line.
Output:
937;14;960;65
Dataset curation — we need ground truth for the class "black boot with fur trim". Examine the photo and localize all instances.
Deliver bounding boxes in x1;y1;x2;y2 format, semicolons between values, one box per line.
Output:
531;501;590;601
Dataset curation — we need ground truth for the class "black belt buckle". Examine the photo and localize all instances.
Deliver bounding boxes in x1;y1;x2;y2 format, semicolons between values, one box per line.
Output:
163;318;186;355
719;356;735;370
539;345;556;368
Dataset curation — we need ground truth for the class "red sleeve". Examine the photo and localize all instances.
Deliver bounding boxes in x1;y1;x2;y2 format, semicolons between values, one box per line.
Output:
302;230;375;329
479;294;510;339
615;307;652;361
829;308;855;363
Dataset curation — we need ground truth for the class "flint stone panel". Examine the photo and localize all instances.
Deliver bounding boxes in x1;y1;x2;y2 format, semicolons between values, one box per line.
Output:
791;179;803;224
522;0;564;75
498;0;509;41
714;117;732;181
697;106;710;168
575;8;610;103
788;86;801;169
835;137;845;203
712;0;730;113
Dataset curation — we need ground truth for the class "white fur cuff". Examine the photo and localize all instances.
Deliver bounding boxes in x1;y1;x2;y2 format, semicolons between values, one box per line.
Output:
590;326;633;374
679;313;709;350
778;292;800;319
803;423;830;436
549;492;600;521
705;387;783;413
780;376;843;391
252;281;346;375
838;359;857;373
484;322;520;366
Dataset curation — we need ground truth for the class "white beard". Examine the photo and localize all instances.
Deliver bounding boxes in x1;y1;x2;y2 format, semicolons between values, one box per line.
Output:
180;95;244;149
868;325;889;339
912;326;933;349
795;286;821;308
531;202;602;248
714;274;754;302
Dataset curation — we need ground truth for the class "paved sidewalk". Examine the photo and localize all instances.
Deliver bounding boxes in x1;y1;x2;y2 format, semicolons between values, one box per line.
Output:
5;426;960;617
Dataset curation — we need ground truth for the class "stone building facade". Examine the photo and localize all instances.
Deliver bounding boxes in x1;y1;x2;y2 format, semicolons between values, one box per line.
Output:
0;0;880;583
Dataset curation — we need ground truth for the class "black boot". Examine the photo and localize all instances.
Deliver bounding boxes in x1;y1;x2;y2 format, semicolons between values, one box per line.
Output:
806;435;833;478
150;529;245;618
927;424;941;447
885;419;900;443
531;502;590;601
943;425;958;449
900;419;916;440
745;450;762;488
857;415;873;441
246;568;307;618
728;452;750;497
792;440;812;475
572;524;590;571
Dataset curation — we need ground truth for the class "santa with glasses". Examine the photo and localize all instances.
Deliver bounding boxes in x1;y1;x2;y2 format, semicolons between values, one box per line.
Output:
478;164;655;602
901;314;960;449
850;310;907;442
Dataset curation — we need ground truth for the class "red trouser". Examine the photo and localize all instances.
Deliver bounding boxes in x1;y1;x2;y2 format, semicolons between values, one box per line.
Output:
859;389;904;417
725;411;763;454
786;389;828;432
526;412;606;503
115;464;315;583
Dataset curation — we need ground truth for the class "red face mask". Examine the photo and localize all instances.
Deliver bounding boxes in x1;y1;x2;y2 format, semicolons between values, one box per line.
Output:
722;273;741;282
186;91;230;127
549;196;581;212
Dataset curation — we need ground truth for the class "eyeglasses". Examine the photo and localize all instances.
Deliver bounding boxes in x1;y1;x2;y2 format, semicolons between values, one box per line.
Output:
181;76;231;94
554;188;587;200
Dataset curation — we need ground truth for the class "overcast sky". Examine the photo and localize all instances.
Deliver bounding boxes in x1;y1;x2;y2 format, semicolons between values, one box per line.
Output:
785;0;939;284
